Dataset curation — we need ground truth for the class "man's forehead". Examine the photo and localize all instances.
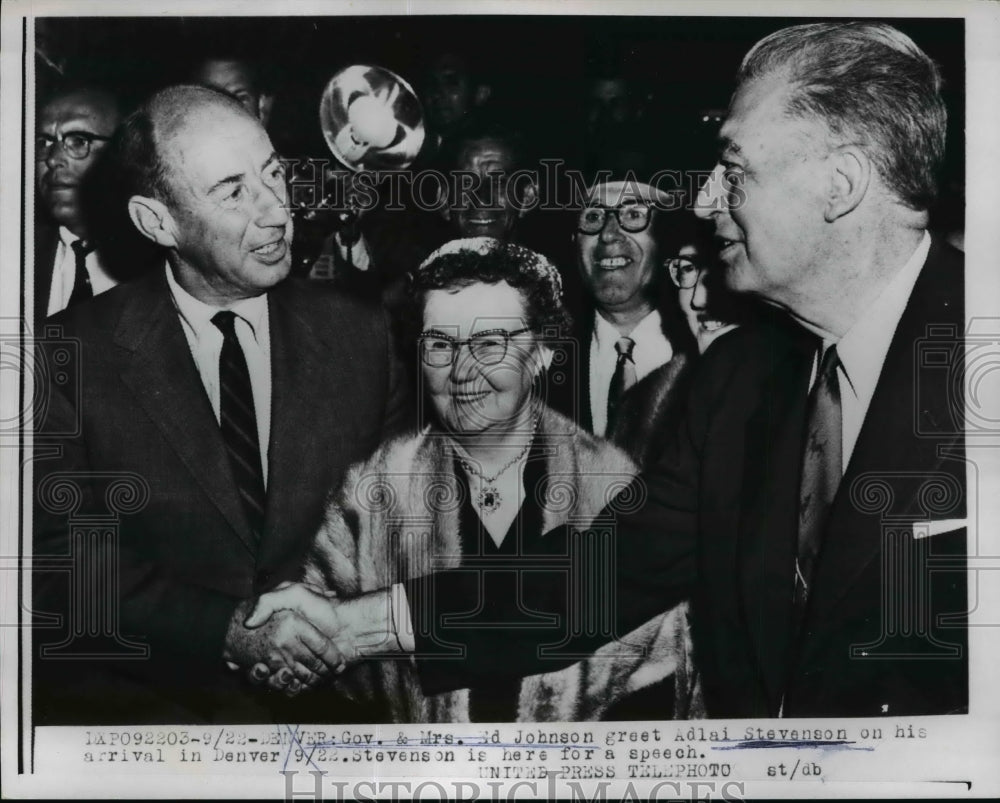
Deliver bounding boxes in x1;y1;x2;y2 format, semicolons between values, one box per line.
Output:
457;139;515;171
40;91;120;130
160;103;271;180
720;73;830;163
196;59;256;92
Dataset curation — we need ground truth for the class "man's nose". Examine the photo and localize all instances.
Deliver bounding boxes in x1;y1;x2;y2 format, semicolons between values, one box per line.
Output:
691;271;710;310
43;138;69;169
694;164;726;220
599;213;626;243
254;180;290;228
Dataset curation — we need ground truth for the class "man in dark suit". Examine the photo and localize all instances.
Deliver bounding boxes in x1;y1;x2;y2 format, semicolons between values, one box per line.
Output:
266;22;966;719
34;84;123;328
32;85;410;724
550;176;704;472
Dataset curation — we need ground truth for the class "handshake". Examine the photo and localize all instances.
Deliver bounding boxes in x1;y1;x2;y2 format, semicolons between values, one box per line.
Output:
222;582;408;696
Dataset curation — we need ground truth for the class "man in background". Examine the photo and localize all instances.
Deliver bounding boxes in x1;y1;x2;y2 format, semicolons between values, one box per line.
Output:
34;83;122;327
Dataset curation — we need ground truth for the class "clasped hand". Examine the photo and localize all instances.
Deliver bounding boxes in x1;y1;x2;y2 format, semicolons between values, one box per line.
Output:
225;582;397;695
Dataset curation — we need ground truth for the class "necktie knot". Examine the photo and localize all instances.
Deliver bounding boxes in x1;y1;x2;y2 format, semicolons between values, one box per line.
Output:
614;336;635;362
211;310;239;340
818;343;840;384
67;239;95;308
71;239;95;258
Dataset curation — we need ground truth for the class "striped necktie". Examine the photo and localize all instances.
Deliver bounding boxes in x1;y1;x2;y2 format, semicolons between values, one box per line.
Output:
212;311;266;540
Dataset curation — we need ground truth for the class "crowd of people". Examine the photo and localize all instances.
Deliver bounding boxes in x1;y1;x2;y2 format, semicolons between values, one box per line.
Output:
32;20;967;727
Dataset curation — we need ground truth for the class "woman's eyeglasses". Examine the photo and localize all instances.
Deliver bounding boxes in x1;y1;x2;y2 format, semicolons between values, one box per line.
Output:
577;204;652;235
420;328;532;367
666;257;708;289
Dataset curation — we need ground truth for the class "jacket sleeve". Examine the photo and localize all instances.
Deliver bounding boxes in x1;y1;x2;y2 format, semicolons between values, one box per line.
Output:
32;340;241;684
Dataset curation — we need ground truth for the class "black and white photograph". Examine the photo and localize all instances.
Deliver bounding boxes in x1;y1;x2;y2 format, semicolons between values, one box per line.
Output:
2;0;999;799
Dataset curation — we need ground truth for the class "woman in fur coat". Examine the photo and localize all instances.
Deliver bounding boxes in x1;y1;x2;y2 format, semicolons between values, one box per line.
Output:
248;237;702;722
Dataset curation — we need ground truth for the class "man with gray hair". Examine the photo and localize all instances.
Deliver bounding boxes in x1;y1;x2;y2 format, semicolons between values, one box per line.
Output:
261;21;966;720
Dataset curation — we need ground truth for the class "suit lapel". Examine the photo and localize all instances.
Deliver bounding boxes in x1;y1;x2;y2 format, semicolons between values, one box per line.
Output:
579;316;594;434
114;271;257;556
736;327;815;710
262;284;359;564
809;240;964;620
34;223;59;330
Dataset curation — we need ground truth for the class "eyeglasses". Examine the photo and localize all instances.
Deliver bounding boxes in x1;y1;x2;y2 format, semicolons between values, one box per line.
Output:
420;328;532;367
36;131;111;161
665;257;708;289
577;204;653;235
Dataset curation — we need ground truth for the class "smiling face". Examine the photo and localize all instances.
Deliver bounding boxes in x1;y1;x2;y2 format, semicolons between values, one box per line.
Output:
447;137;522;239
576;186;660;318
695;70;831;308
158;100;292;304
421;281;548;436
36;89;121;235
674;244;735;353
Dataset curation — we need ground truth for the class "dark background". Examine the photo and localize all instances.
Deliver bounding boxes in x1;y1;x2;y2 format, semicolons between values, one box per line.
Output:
35;14;965;230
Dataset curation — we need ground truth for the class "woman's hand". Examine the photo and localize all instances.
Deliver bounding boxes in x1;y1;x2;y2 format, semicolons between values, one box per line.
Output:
245;581;340;636
242;582;346;694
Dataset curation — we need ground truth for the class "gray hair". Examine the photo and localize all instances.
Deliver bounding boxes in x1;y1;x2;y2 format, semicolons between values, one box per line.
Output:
737;22;946;210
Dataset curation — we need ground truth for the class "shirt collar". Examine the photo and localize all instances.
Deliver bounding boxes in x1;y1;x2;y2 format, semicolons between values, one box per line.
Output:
58;226;84;249
164;263;269;342
593;308;663;348
834;230;930;397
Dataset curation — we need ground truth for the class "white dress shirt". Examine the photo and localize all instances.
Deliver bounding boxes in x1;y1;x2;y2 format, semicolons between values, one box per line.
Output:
589;308;673;437
46;226;119;316
814;230;931;472
308;231;371;280
165;265;273;486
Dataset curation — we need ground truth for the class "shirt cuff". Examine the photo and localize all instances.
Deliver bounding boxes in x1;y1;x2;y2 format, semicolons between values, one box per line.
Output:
390;582;415;652
334;231;371;271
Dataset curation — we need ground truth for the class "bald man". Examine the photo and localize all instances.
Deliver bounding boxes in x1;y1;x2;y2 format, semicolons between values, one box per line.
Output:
33;85;410;724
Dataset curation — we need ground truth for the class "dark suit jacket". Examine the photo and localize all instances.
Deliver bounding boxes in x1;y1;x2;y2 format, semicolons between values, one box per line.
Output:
33;219;164;332
550;303;694;437
33;269;411;724
408;236;967;718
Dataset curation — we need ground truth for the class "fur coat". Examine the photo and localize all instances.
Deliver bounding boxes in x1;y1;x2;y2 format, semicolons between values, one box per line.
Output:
302;406;702;722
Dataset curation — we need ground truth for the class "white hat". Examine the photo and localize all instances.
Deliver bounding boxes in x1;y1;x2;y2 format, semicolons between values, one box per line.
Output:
585;177;674;208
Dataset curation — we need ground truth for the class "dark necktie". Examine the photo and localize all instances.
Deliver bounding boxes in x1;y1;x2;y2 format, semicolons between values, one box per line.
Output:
606;336;636;431
211;311;266;540
67;239;95;308
794;343;842;616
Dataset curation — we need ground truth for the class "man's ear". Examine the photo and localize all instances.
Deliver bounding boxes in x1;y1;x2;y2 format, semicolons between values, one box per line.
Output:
128;195;178;249
257;92;275;128
473;84;492;107
824;145;870;222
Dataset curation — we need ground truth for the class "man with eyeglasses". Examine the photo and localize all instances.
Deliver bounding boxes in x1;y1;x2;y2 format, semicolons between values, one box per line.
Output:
34;84;123;326
563;177;698;461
